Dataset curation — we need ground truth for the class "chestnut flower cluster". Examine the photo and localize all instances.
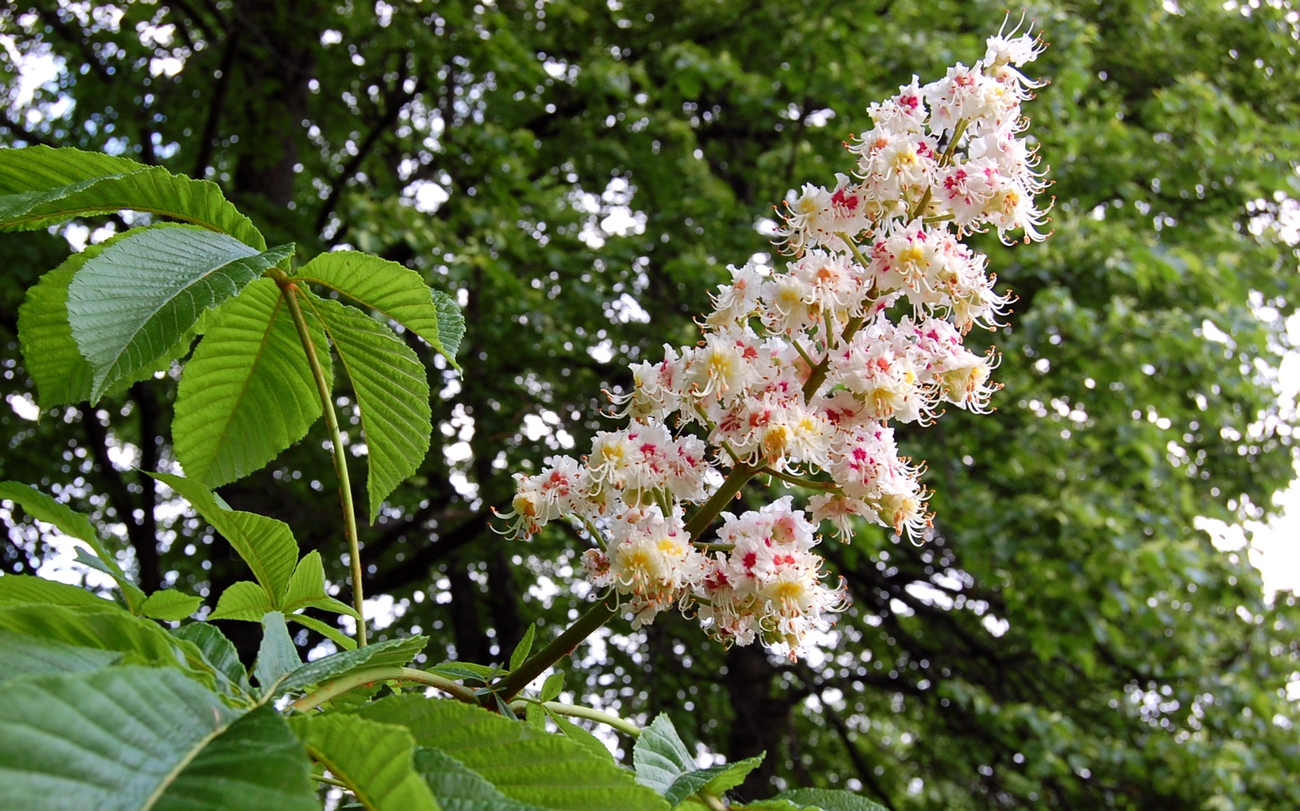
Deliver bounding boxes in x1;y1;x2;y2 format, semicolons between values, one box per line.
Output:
497;27;1048;657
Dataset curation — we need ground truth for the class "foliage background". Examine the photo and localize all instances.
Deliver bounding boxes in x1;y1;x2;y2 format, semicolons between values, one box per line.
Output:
2;0;1299;807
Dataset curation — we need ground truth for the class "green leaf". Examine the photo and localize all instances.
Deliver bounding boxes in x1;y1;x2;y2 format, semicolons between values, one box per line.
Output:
631;715;762;807
545;712;616;766
0;574;107;608
359;696;670;811
253;612;301;695
209;580;275;621
414;745;553;811
304;293;431;521
274;635;428;698
0;628;122;682
427;662;502;684
540;673;565;703
0;481;145;610
510;623;537;671
171;623;251;698
287;613;357;651
766;789;889;811
66;224;292;401
0;146;266;248
140;589;203;621
159;703;318;811
290;713;440;811
284;550;362;618
296;250;464;368
151;473;298;605
172;277;330;488
0;602;218;690
0;666;317;811
634;714;704;805
16;230;200;408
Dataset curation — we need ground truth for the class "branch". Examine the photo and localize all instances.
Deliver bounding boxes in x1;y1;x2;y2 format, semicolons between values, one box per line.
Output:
34;8;111;83
0;111;56;147
819;700;899;811
77;405;160;592
193;27;240;178
314;74;424;235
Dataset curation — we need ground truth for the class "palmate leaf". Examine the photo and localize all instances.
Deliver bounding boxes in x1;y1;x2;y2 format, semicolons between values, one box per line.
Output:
65;224;293;401
360;696;669;811
296;250;464;368
16;228;202;408
290;713;440;811
172;277;331;489
0;667;316;811
0;145;266;248
304;293;431;521
151;473;298;606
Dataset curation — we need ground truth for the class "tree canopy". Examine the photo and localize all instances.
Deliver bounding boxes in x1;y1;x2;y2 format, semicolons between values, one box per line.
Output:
2;1;1299;808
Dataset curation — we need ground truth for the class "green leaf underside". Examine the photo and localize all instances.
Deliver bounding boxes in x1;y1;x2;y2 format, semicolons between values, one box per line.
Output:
0;603;213;684
274;635;427;698
414;746;553;811
253;612;301;695
765;789;889;811
296;250;464;366
15;229;200;408
290;713;440;811
66;224;291;401
305;293;431;521
172;277;329;489
140;589;203;621
151;473;298;606
171;623;251;698
0;146;266;249
209;581;275;622
0;629;122;682
359;696;670;811
287;613;357;650
630;719;763;804
0;667;316;811
633;715;693;790
284;550;361;618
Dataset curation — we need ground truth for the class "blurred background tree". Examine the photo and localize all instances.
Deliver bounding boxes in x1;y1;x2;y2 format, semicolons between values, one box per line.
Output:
2;0;1299;807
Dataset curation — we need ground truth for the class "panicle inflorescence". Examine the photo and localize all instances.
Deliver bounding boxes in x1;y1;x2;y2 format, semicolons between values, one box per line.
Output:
495;25;1049;659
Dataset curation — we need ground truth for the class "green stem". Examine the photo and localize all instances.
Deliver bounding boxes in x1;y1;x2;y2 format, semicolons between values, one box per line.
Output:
290;666;479;711
491;594;621;703
758;466;843;491
279;280;367;647
509;700;643;738
682;460;763;541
